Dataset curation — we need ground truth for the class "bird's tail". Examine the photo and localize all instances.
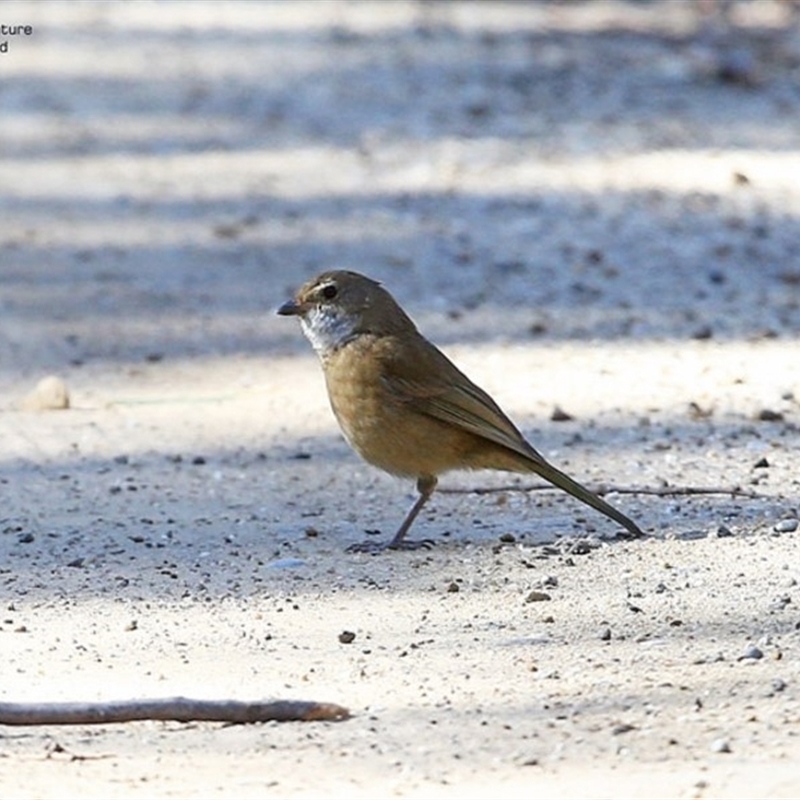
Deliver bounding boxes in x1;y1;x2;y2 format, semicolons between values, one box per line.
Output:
526;456;644;538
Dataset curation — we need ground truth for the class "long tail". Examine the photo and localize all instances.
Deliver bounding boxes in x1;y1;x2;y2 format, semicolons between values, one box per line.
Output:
528;457;644;538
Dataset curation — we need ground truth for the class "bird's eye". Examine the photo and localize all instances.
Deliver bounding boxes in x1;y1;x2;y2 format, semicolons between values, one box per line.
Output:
321;283;338;300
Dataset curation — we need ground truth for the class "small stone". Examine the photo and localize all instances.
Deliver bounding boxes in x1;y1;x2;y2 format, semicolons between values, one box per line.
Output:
612;723;636;735
715;525;734;538
716;47;759;86
17;532;34;544
20;376;70;411
757;409;784;422
525;591;551;603
711;738;731;753
446;581;460;593
498;532;516;543
600;627;612;641
774;519;798;533
266;558;306;570
529;321;547;336
770;678;787;693
770;594;792;612
692;325;713;340
550;406;574;422
688;400;713;419
739;645;763;661
338;630;356;644
753;457;769;468
124;620;138;632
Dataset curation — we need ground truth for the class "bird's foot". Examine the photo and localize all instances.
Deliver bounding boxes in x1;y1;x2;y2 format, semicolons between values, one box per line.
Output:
346;538;435;554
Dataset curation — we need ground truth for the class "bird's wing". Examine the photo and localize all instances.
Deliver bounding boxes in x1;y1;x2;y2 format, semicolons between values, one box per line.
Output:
378;334;546;464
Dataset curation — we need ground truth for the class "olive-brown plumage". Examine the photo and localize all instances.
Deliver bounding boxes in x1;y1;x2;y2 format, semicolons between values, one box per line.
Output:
279;270;643;551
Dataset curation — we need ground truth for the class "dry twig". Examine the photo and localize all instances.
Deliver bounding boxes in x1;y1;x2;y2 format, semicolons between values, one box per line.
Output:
0;698;350;726
440;484;764;499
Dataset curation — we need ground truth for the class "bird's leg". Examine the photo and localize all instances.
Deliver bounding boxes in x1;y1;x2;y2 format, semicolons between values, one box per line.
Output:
346;475;438;554
386;475;438;549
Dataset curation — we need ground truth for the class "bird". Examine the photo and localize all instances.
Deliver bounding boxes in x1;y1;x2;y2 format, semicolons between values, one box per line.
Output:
278;270;644;552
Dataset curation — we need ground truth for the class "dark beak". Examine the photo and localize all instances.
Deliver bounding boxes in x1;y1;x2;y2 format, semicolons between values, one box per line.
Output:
277;299;302;316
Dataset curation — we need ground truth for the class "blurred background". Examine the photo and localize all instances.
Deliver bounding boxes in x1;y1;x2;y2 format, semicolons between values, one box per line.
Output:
2;0;799;391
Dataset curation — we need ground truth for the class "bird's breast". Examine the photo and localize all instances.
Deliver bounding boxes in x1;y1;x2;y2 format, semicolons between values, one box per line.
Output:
322;336;468;479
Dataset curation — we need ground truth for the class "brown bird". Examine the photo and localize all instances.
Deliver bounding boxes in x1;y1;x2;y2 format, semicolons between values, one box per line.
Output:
278;270;644;551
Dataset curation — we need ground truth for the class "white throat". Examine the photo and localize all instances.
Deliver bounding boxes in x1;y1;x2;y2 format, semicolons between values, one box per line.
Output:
300;305;359;358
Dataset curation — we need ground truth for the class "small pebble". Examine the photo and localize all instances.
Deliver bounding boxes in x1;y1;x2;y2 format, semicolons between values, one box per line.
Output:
692;324;713;340
753;457;769;468
716;46;758;86
770;595;791;611
20;376;70;411
17;533;34;544
774;519;798;533
266;558;307;570
338;630;356;644
600;627;612;641
446;581;460;593
525;591;551;603
612;723;636;736
739;645;763;661
714;525;734;538
711;738;731;754
550;406;574;422
498;532;515;543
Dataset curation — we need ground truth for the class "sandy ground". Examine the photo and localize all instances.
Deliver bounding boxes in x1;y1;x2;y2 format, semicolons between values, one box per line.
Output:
2;1;800;797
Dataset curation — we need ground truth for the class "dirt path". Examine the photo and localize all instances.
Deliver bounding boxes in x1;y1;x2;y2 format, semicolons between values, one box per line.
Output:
1;2;800;797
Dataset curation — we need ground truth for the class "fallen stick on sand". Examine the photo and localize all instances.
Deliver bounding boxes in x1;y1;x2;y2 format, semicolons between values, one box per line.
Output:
441;484;765;499
0;698;350;726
